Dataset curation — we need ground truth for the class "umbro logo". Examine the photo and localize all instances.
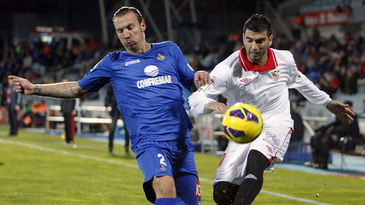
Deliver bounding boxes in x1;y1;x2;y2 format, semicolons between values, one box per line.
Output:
240;78;252;83
125;59;141;66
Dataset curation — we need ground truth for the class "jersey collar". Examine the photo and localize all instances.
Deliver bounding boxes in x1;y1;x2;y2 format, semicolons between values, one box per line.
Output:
238;47;278;73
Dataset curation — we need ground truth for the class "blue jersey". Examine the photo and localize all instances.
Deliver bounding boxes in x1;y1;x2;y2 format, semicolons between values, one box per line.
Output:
78;41;195;148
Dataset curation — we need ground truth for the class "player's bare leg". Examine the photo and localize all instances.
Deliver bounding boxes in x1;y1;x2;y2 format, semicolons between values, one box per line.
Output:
152;175;177;204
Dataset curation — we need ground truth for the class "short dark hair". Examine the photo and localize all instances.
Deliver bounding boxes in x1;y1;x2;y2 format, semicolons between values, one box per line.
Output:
113;6;144;23
243;14;272;36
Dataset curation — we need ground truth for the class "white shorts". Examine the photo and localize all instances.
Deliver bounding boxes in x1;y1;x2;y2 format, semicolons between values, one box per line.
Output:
214;124;293;185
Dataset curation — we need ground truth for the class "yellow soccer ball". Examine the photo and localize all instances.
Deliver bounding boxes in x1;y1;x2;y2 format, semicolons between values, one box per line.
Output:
222;103;263;143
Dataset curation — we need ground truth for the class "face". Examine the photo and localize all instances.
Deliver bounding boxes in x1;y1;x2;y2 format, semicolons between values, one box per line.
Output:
243;29;272;64
113;12;146;54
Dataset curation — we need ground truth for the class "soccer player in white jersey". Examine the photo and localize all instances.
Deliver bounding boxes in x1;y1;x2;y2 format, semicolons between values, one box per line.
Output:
189;14;354;205
9;6;210;205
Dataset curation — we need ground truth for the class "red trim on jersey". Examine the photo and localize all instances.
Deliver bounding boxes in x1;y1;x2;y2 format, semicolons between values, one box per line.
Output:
194;179;201;198
274;127;294;158
239;47;278;73
217;152;227;167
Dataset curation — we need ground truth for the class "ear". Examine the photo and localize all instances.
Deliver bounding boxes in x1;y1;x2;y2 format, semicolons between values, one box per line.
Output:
141;21;147;32
268;34;273;46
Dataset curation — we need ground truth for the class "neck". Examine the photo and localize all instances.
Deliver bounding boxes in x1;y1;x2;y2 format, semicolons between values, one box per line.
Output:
140;42;151;53
129;42;151;54
251;51;268;67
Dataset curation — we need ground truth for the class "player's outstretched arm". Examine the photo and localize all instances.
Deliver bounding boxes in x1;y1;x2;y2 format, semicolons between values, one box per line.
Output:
8;75;89;98
326;100;355;123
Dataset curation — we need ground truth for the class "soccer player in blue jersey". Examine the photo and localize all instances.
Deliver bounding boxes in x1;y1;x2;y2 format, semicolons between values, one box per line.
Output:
8;6;209;205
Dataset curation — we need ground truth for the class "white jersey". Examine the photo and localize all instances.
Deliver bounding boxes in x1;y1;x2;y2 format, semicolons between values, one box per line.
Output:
189;48;331;127
189;47;332;185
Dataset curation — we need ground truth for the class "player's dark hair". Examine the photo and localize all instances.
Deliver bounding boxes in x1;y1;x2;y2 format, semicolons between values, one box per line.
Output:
113;6;144;23
243;14;272;36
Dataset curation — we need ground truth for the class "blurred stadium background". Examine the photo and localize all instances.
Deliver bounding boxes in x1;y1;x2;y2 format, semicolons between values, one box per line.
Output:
1;0;365;204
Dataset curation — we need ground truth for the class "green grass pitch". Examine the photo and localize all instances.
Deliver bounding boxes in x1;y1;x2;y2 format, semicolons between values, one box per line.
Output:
0;128;364;205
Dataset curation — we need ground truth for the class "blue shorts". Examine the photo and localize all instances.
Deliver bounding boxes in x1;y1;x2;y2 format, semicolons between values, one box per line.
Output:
134;138;199;203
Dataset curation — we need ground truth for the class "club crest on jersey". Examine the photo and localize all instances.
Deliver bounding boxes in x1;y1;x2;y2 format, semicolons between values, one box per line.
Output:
271;70;280;82
157;53;166;61
144;65;159;77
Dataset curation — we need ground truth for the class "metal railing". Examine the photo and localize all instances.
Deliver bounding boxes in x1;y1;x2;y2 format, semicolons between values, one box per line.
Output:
46;105;123;134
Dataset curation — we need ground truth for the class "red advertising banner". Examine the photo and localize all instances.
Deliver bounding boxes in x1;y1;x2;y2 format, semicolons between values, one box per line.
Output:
299;8;350;27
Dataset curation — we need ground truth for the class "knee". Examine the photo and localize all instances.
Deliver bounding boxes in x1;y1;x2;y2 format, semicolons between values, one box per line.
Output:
213;182;239;205
153;176;176;198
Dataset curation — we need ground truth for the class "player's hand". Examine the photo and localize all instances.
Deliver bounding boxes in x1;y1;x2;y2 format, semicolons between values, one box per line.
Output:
8;75;35;95
194;71;211;88
206;102;228;113
326;100;355;123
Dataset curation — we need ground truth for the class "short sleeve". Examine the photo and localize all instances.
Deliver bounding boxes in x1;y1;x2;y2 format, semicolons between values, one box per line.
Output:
286;51;331;106
78;54;113;92
170;42;195;89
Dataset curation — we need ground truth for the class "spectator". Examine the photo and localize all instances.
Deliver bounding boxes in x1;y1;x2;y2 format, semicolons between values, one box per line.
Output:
60;78;76;144
20;100;34;127
104;84;130;154
287;103;305;152
5;78;22;136
308;100;360;169
31;100;47;127
329;100;360;152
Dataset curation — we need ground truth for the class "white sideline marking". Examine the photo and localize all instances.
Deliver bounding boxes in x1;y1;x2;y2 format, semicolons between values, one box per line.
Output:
0;139;138;169
261;190;330;205
0;139;331;205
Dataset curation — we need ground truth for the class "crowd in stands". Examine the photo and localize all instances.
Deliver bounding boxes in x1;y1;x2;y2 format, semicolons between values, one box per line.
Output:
3;29;365;95
0;35;102;129
283;30;365;98
20;100;47;128
0;36;100;86
1;28;365;129
185;29;365;100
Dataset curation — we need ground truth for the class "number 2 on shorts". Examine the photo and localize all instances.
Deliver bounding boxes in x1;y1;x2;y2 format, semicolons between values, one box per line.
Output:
157;154;167;166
